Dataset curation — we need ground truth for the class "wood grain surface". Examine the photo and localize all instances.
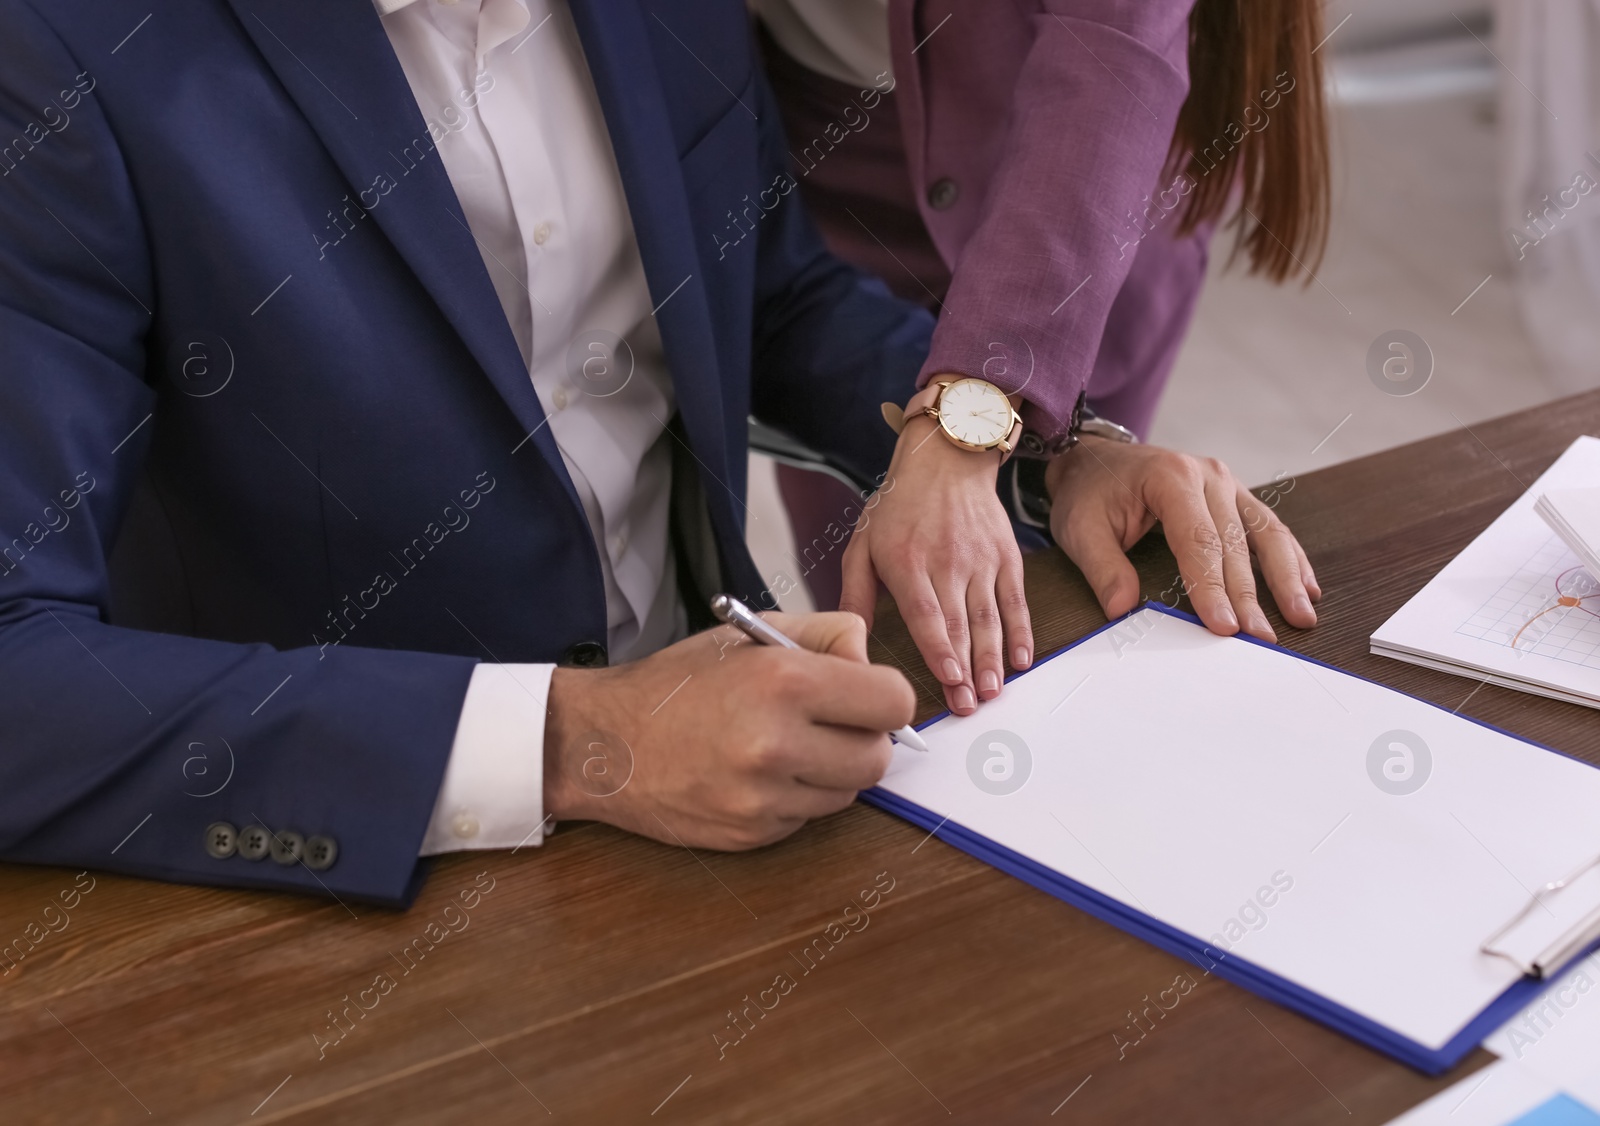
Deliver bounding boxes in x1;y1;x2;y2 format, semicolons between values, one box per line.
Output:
6;392;1600;1125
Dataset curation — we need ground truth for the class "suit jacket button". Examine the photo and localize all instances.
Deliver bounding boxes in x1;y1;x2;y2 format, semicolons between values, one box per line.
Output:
560;641;608;668
237;824;272;861
305;835;339;871
270;829;305;865
204;821;238;859
927;177;960;210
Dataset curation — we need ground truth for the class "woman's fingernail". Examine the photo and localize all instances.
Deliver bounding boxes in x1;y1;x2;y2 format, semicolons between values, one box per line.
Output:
1013;646;1031;669
953;684;976;712
979;670;1000;696
941;658;962;684
1218;607;1239;631
1294;595;1315;618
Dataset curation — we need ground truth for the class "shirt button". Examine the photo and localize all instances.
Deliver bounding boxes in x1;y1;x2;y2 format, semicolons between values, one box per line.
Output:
551;386;569;411
533;222;551;245
611;531;628;556
927;177;960;210
452;814;480;840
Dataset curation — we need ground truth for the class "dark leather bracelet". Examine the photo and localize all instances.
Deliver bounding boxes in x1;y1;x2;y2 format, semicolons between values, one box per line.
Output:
1010;456;1053;529
1014;390;1087;459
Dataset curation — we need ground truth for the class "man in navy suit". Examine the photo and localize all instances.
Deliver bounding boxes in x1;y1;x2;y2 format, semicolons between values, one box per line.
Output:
0;0;931;905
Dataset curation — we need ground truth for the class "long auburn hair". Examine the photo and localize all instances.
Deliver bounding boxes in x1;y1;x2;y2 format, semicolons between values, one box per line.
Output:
1171;0;1331;282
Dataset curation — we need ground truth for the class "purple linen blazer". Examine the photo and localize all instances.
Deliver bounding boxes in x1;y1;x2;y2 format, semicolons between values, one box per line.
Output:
889;0;1209;441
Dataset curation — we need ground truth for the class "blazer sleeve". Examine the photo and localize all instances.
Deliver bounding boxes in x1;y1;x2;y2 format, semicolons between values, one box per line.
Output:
0;2;474;907
915;0;1197;445
746;64;936;490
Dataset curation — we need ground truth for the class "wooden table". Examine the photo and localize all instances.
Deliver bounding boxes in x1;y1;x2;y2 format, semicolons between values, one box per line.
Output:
7;392;1600;1126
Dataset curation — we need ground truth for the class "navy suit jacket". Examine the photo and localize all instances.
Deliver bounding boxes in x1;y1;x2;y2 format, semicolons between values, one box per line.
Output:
0;0;933;905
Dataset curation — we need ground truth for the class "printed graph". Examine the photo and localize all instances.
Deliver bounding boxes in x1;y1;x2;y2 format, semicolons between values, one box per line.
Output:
1456;534;1600;667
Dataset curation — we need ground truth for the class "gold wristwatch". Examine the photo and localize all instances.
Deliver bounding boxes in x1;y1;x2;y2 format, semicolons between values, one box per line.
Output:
882;377;1024;458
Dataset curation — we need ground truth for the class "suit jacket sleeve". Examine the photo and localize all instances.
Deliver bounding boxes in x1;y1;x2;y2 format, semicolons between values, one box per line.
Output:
745;63;936;491
914;0;1197;444
0;2;473;907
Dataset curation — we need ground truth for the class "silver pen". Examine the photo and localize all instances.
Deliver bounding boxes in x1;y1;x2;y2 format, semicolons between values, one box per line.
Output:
709;593;930;753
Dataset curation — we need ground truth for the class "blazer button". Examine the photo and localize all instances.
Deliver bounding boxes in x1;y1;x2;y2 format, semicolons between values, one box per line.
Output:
927;177;960;210
237;824;272;861
560;641;608;668
305;835;339;871
204;821;238;859
270;829;305;865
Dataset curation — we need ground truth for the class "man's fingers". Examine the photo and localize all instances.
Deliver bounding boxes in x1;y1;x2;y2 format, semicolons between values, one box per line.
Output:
787;727;895;793
786;784;868;821
997;553;1033;671
1205;478;1272;641
766;610;870;664
787;653;916;733
967;576;1005;701
838;532;878;627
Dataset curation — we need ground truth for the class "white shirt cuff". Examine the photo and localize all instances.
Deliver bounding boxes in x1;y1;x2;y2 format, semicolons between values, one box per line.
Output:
421;662;554;856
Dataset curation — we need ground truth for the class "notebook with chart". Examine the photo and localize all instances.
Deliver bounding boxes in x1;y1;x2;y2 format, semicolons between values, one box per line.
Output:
862;605;1600;1073
1537;486;1600;587
1371;436;1600;709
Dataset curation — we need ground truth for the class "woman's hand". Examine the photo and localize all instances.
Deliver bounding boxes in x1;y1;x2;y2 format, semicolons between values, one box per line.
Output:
839;414;1032;717
1044;437;1320;639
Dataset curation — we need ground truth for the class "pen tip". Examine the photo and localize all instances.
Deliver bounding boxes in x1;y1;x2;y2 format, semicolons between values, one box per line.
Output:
895;727;930;753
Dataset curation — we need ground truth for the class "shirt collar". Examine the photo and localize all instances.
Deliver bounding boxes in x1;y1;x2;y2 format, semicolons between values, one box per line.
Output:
375;0;423;14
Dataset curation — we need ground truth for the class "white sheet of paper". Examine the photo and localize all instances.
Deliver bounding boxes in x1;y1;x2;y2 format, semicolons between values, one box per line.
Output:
1382;1058;1563;1125
1372;436;1600;707
876;608;1600;1051
1484;953;1600;1111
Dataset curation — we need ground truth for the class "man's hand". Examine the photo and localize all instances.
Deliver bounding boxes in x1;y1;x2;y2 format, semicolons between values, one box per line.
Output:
1045;437;1321;640
839;415;1032;717
543;612;915;851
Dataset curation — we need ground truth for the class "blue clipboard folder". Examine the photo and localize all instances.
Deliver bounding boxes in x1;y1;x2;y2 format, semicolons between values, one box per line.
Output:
861;605;1600;1074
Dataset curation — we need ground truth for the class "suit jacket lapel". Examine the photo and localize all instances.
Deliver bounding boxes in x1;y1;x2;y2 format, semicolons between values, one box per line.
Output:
224;0;579;504
565;0;736;534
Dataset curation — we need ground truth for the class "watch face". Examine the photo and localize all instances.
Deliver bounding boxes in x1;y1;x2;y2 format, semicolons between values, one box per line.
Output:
938;378;1013;448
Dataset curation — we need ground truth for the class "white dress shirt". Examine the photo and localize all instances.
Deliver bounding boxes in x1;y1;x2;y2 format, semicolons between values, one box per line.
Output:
374;0;686;854
751;0;890;89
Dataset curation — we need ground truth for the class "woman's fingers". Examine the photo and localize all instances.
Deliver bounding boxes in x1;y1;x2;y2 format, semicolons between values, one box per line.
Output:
1055;507;1143;619
934;575;977;714
1239;486;1317;630
838;527;879;626
1150;468;1238;635
1050;439;1324;640
1297;541;1323;602
1204;474;1273;641
997;551;1033;671
967;575;1005;701
881;568;972;714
